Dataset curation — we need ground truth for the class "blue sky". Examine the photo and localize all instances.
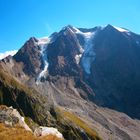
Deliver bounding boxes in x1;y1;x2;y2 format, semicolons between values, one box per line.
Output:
0;0;140;53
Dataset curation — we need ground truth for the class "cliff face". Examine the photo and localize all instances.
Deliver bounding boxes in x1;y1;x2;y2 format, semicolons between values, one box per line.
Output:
13;37;43;76
87;25;140;118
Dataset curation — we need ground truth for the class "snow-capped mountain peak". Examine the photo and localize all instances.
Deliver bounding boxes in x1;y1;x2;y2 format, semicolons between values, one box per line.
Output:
113;26;129;32
102;24;130;34
37;36;50;46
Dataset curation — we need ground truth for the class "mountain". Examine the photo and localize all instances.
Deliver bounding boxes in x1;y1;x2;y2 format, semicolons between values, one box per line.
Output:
85;24;140;118
11;24;140;119
1;24;140;140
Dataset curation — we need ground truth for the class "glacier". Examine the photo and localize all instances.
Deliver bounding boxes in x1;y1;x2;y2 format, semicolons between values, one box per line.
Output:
36;37;51;84
73;26;97;74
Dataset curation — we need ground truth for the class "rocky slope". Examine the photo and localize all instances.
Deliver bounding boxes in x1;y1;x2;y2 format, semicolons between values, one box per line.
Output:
87;25;140;119
0;69;101;140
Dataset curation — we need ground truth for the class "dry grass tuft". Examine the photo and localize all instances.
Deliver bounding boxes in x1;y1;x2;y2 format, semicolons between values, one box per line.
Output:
0;123;63;140
0;123;36;140
58;108;101;139
39;135;63;140
0;105;7;109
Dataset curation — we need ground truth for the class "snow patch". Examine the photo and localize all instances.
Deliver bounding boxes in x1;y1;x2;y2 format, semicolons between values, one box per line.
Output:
37;37;50;46
81;32;96;74
73;27;97;74
0;50;18;60
73;27;93;39
112;26;131;36
75;54;82;64
101;25;131;35
34;126;63;139
113;26;129;32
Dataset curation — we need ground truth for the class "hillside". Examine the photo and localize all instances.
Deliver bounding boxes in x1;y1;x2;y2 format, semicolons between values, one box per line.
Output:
0;69;101;140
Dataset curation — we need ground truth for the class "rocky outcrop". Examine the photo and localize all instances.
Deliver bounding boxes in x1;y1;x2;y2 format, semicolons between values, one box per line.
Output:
47;26;83;77
0;105;31;131
13;37;43;76
34;126;64;139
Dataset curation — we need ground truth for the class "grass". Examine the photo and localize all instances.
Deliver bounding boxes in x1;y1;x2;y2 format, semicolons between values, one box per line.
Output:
40;135;63;140
0;123;63;140
0;123;36;140
57;108;101;140
0;69;49;122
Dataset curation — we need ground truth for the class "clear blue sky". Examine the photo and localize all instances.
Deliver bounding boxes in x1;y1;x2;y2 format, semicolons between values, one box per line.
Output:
0;0;140;53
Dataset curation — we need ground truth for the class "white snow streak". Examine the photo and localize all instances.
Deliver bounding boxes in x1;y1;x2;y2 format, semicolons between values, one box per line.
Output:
113;26;129;32
75;54;82;64
37;37;50;46
81;32;96;74
36;37;51;84
73;27;97;74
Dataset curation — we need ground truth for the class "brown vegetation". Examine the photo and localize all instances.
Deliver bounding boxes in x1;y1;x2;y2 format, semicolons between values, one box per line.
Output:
0;123;63;140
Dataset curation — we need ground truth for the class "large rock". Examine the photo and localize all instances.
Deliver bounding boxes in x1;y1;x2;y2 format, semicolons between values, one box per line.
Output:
34;126;64;139
0;105;31;131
